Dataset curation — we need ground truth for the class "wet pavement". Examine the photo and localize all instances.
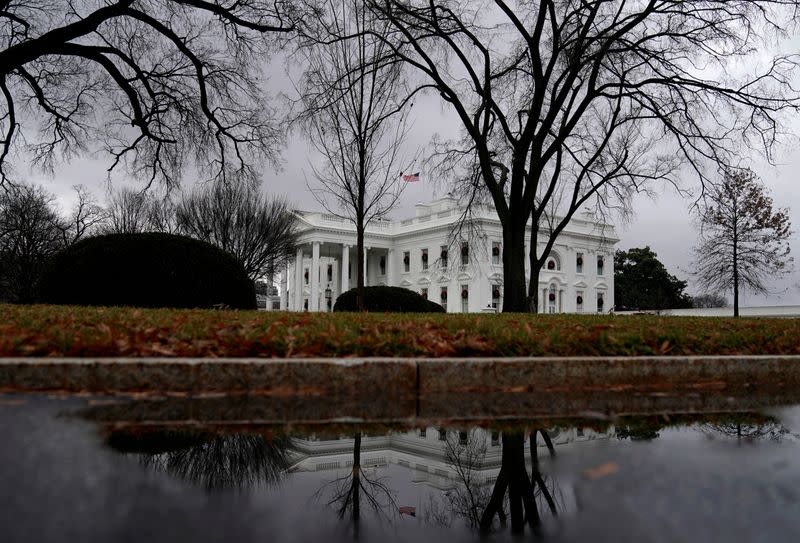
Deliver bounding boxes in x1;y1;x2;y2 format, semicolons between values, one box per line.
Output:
3;394;800;542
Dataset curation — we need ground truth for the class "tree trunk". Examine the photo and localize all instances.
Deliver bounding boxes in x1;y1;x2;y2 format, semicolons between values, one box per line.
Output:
502;215;529;312
733;230;739;317
356;219;365;312
527;260;543;314
352;432;361;533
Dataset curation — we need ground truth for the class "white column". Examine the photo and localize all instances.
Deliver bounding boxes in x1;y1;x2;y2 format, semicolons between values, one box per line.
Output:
311;242;320;311
558;289;564;313
387;249;395;286
363;247;369;287
341;244;350;294
294;247;303;311
279;265;288;310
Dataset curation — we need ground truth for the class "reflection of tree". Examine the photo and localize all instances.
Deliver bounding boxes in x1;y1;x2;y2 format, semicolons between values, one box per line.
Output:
615;414;794;444
439;428;491;529
474;429;560;535
700;421;790;443
317;433;397;538
136;432;291;492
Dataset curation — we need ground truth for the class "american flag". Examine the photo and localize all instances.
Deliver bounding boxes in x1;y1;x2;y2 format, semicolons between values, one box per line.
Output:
401;172;420;182
398;506;416;517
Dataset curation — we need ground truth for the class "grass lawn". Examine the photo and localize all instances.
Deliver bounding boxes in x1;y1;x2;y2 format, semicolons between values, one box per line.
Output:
1;304;799;358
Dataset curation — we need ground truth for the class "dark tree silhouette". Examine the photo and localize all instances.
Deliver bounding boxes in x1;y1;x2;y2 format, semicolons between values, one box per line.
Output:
0;183;64;302
364;0;800;312
102;186;164;234
176;179;299;283
614;246;692;312
0;1;297;190
693;169;792;316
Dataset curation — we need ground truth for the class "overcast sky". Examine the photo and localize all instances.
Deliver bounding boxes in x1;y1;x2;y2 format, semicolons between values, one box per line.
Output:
24;31;800;308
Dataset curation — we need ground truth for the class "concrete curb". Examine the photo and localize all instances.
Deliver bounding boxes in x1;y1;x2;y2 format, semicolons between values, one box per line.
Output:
2;355;800;394
5;356;800;423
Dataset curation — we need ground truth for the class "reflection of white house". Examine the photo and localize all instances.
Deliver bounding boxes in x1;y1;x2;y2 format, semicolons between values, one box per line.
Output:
288;426;614;491
279;197;617;313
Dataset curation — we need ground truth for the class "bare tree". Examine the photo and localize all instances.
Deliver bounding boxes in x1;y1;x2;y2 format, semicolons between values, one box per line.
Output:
365;0;800;312
176;179;298;282
103;186;159;234
693;169;792;316
0;183;65;302
692;293;728;309
0;1;298;191
295;0;416;310
62;185;107;244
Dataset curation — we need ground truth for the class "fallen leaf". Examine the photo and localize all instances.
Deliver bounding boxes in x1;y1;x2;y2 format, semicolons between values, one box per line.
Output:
583;461;619;480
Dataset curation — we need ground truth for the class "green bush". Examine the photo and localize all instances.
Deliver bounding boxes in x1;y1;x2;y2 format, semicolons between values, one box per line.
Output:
333;286;445;313
38;233;256;309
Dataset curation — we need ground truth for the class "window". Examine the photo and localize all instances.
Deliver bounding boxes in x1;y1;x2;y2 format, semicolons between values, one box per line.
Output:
597;292;605;313
576;290;584;313
461;242;469;266
420;287;428;300
403;251;410;273
491;242;501;265
419;428;426;438
439;428;447;441
304;268;309;285
459;431;468;445
491;284;501;310
491;431;500;446
597;255;604;276
440;287;448;311
303;299;308;311
461;284;469;313
421;248;428;270
576;252;584;274
379;256;386;276
327;264;333;282
348;262;351;279
440;246;448;269
548;284;557;314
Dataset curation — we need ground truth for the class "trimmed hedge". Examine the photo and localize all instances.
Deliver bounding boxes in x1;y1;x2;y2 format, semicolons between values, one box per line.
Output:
334;285;445;313
38;233;256;309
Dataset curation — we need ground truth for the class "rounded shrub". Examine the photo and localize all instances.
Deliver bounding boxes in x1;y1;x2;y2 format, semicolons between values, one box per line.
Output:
333;286;445;313
38;233;256;309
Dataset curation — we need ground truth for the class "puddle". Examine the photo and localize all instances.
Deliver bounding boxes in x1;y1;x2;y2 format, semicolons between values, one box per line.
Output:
3;395;800;542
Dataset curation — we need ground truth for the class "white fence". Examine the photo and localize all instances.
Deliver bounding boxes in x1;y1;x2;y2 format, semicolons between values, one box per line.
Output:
616;305;800;318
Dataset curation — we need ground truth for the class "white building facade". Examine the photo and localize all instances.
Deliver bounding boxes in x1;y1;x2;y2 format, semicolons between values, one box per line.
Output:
280;197;617;313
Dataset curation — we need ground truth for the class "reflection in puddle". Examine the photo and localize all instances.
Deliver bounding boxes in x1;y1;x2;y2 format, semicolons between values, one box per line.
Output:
110;429;291;491
7;394;800;542
108;423;621;536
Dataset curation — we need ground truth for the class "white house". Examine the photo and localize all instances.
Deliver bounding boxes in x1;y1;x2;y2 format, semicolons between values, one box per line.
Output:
279;196;617;313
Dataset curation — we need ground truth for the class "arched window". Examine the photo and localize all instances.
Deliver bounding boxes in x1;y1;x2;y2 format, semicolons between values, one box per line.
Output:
546;252;561;271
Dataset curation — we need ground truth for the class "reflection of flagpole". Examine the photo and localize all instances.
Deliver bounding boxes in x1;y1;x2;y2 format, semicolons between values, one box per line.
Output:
400;172;420;182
